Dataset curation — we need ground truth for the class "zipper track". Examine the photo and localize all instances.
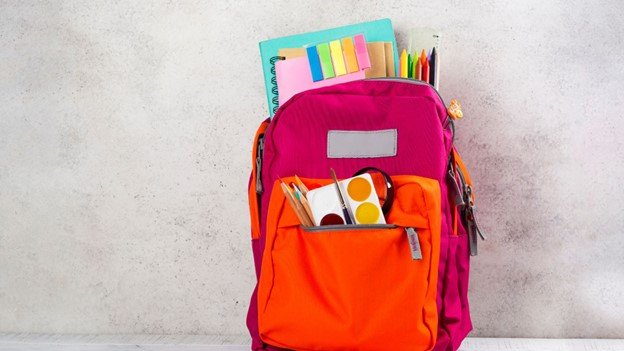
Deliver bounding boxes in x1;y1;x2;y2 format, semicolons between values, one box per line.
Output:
255;134;265;194
271;77;449;126
367;77;454;139
364;77;448;109
301;224;397;232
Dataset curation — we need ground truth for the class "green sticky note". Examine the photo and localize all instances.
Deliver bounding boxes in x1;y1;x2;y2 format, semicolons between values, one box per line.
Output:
316;43;335;79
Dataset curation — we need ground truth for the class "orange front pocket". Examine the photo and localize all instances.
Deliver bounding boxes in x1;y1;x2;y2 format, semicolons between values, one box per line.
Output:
258;176;441;351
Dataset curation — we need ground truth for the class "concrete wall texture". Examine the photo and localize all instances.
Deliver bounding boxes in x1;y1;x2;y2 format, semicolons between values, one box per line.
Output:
1;0;623;339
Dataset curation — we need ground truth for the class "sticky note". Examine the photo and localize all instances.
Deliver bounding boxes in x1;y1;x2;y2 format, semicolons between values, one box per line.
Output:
341;37;359;73
316;43;335;79
353;34;371;70
275;57;365;105
364;42;387;78
306;46;324;82
384;42;395;77
329;40;347;76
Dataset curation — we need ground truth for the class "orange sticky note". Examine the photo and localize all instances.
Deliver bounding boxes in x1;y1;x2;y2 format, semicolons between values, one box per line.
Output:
341;37;359;73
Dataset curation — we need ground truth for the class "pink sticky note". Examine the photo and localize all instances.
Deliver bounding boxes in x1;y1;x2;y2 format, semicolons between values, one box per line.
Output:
353;34;371;70
275;57;366;105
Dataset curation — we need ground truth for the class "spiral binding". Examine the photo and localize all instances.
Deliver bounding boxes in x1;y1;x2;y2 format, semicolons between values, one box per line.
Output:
270;56;285;114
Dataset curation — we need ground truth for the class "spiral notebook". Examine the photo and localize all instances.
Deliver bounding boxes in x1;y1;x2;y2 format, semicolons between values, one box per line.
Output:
259;19;398;117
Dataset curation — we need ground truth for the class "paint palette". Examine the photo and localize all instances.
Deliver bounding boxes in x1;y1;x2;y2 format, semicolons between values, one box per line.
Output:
306;173;386;226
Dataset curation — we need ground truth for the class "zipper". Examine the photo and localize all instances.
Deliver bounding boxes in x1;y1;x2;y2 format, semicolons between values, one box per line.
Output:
255;134;265;195
301;224;422;261
366;77;453;132
365;77;447;108
464;185;485;242
447;161;465;206
301;224;396;232
456;165;486;256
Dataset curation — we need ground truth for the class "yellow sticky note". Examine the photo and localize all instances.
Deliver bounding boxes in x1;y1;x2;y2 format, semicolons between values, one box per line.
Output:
329;40;347;76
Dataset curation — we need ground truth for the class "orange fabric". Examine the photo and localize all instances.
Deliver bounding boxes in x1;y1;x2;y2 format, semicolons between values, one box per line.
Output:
452;148;474;201
258;175;441;351
248;121;269;240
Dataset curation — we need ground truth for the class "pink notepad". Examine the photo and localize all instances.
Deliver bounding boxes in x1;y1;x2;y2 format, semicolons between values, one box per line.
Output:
276;57;366;106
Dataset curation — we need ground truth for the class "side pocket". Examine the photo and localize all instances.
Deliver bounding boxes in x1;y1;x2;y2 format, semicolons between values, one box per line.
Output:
248;120;269;240
451;148;477;348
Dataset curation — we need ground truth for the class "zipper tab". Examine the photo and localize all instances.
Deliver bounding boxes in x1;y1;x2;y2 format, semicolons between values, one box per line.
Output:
457;166;486;256
405;227;422;260
466;207;478;256
464;185;486;241
447;166;465;206
465;205;486;256
255;135;265;195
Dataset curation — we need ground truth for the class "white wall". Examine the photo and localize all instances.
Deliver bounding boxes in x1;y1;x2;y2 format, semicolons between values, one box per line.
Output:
1;0;623;338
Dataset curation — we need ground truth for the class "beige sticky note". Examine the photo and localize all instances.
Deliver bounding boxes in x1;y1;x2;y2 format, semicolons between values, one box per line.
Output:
277;48;306;59
364;42;387;78
384;42;395;77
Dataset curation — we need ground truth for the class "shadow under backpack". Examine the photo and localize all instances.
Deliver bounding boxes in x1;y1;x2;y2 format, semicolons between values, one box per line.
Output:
246;79;484;351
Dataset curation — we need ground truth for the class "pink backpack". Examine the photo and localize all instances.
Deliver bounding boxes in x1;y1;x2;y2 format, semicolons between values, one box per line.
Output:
247;79;483;350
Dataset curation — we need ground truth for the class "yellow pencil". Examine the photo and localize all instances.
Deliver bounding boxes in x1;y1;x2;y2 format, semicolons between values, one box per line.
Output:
400;49;408;78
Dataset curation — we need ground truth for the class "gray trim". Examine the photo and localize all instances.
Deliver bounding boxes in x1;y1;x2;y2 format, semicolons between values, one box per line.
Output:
327;129;397;158
301;224;396;232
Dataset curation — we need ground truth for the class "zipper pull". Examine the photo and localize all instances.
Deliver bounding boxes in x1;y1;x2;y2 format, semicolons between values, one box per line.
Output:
467;219;478;256
255;136;265;195
465;185;486;241
462;183;486;256
465;206;486;257
405;227;422;260
447;167;465;206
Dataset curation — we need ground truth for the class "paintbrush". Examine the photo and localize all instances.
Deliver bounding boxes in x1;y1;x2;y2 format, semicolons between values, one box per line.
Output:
329;168;354;225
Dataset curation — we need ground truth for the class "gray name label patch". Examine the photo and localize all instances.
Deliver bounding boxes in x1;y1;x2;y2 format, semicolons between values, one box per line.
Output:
327;129;397;158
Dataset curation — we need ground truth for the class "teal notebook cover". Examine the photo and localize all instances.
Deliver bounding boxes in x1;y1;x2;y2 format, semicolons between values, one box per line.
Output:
259;18;398;117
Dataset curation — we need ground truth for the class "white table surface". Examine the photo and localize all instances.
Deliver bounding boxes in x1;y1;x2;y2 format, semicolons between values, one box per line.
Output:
0;334;623;351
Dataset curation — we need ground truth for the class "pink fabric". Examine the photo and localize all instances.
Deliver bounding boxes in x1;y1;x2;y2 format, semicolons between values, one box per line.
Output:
247;80;472;350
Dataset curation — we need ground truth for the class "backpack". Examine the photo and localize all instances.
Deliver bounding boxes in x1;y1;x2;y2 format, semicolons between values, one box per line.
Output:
246;79;483;351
